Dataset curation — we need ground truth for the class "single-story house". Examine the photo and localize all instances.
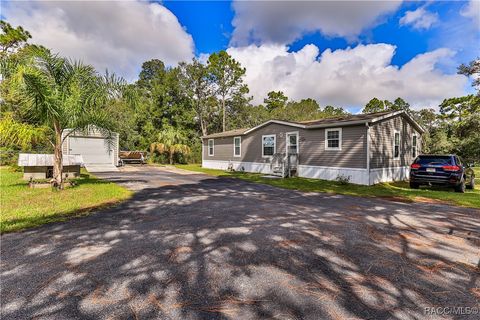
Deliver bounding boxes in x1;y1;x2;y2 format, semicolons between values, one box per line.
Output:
62;127;119;172
201;110;424;185
18;153;84;180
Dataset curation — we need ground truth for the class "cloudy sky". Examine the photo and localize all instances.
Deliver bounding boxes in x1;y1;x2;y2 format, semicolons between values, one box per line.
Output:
3;0;479;112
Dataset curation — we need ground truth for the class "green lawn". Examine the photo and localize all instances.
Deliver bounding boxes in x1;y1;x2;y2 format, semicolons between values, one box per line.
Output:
175;164;480;209
0;167;132;233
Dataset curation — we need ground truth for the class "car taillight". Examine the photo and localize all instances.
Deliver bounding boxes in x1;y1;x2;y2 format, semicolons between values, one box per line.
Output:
410;163;421;169
442;165;460;172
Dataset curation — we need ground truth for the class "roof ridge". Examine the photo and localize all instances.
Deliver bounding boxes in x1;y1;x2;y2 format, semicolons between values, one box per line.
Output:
297;110;394;124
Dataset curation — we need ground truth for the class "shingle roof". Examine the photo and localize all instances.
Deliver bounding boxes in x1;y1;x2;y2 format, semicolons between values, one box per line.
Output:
296;111;393;126
202;110;423;138
18;154;84;167
202;128;249;139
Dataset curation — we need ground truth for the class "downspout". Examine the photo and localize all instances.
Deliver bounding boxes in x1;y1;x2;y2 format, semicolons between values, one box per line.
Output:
366;123;371;186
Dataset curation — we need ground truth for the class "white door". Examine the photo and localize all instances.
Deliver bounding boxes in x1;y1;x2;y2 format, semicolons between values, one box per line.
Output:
286;132;299;154
69;137;113;165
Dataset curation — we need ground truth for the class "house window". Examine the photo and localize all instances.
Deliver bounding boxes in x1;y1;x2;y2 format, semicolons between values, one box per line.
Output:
412;135;417;158
325;128;342;150
286;132;298;154
233;136;241;157
208;139;214;156
262;134;276;157
394;131;400;159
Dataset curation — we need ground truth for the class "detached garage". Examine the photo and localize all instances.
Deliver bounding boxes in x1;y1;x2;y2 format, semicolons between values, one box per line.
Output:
62;127;119;172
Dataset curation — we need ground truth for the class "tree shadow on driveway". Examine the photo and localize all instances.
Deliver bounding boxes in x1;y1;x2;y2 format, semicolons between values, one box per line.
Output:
1;177;479;319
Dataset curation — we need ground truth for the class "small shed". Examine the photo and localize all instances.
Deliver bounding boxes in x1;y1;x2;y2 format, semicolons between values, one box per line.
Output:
18;153;84;180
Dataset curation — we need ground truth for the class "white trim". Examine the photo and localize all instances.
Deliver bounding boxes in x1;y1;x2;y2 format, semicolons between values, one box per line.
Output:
286;131;299;154
393;130;400;160
370;110;425;134
262;134;276;158
233;136;241;157
370;110;404;124
208;139;214;156
325;128;342;150
244;120;305;134
115;132;120;166
412;134;417;158
366;123;371;186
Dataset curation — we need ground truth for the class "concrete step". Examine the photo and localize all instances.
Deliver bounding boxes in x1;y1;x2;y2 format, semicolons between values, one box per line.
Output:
84;164;119;173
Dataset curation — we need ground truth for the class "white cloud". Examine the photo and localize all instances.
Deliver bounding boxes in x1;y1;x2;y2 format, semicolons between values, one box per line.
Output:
231;0;402;45
461;0;480;24
400;7;438;30
227;43;468;109
3;1;194;80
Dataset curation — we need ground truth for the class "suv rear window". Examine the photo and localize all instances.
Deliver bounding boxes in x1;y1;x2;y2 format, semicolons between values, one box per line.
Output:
415;156;452;165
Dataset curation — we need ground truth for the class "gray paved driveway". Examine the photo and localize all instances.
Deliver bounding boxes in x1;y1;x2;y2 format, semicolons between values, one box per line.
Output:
1;167;479;320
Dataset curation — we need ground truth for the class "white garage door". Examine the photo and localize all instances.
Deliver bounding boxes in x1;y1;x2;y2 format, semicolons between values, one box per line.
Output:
69;137;113;165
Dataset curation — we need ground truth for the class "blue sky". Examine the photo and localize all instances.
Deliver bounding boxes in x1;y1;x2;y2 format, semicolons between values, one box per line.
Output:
163;0;477;73
3;0;479;110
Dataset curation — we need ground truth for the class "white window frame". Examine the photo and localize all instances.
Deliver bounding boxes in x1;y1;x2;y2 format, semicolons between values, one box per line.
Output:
262;134;276;158
412;134;417;158
286;131;299;154
233;136;241;157
325;128;342;150
393;130;400;160
208;139;214;156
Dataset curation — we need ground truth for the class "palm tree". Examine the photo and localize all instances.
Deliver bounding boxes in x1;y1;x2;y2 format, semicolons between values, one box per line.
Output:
0;113;48;150
6;47;124;187
150;126;190;165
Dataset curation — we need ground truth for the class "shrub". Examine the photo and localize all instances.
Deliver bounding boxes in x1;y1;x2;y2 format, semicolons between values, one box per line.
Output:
335;174;351;185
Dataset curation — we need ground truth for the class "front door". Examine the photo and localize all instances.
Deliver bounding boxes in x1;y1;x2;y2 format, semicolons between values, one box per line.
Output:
286;132;298;155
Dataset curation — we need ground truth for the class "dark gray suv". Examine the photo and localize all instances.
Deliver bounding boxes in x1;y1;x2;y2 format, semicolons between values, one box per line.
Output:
409;155;475;193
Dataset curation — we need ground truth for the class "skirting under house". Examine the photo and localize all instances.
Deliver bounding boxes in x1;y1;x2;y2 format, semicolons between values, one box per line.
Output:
202;159;410;186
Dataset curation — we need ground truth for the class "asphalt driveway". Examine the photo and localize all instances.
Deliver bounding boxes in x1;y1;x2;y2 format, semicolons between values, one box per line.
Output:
1;166;479;320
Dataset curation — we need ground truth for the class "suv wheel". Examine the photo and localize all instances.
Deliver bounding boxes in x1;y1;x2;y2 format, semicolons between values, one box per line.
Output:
410;181;419;189
466;176;475;190
455;179;466;193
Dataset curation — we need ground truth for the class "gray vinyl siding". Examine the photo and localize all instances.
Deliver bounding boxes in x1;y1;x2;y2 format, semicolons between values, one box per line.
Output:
204;136;235;161
301;125;367;168
369;115;422;169
203;123;367;169
203;124;293;162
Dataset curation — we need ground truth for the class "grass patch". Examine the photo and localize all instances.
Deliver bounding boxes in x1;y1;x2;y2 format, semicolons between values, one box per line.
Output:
176;164;480;209
0;167;132;233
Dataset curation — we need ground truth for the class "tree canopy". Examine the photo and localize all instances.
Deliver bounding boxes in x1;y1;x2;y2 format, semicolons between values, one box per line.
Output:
1;21;479;170
2;44;126;186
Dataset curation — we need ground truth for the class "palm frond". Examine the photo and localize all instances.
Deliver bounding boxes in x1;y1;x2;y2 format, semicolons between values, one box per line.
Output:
0;113;49;150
